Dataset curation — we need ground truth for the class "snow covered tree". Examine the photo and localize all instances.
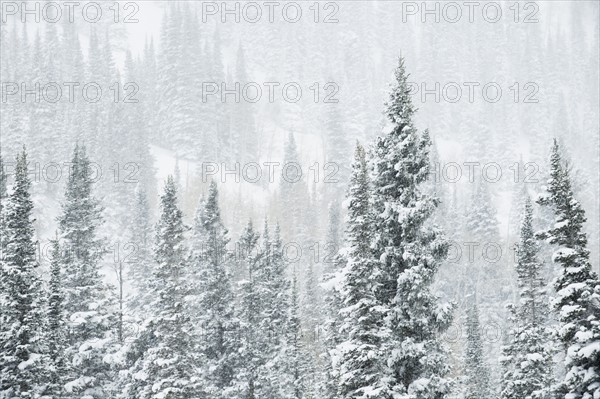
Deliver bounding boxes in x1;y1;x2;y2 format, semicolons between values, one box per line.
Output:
0;153;7;213
122;175;198;399
320;199;346;399
0;148;45;398
127;185;154;317
192;181;239;397
337;142;389;398
537;140;600;399
323;200;343;276
500;197;553;399
234;220;262;397
464;180;505;299
371;57;453;397
323;103;351;200
0;153;7;255
58;144;116;397
280;270;310;399
279;132;306;239
464;301;491;399
44;235;70;397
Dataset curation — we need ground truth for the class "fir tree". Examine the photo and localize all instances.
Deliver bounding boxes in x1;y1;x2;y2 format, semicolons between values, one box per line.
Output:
371;57;453;397
234;220;262;398
58;144;115;397
127;185;154;317
500;197;553;399
44;235;70;397
192;181;239;397
0;148;45;398
464;301;491;399
0;153;7;255
258;222;292;396
280;270;309;399
337;142;389;398
537;140;600;399
320;199;345;398
122;176;198;398
0;153;7;213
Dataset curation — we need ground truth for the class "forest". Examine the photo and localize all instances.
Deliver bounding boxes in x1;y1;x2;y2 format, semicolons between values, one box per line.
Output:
0;1;599;398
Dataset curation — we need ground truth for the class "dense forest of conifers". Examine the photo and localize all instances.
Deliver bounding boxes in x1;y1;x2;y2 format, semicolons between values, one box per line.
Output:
1;2;599;398
1;58;599;398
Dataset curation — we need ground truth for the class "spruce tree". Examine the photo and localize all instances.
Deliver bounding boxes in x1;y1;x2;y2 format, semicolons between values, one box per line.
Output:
537;140;600;398
320;199;345;398
259;222;293;396
58;144;115;397
500;197;553;399
0;148;45;398
192;181;238;397
337;142;389;398
280;270;309;399
0;153;7;213
371;57;453;397
464;302;491;399
234;220;262;398
122;176;198;398
45;235;70;397
127;186;154;317
0;153;7;257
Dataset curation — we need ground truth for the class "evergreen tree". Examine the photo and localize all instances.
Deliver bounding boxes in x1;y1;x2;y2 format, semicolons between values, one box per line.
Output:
127;186;154;317
122;176;198;398
500;197;553;399
192;181;238;397
0;148;45;398
320;199;345;398
279;132;306;239
234;220;262;398
280;270;309;399
323;103;350;199
371;58;453;397
464;301;491;399
337;142;388;398
260;223;293;395
0;153;7;213
537;140;600;399
58;144;115;397
44;235;70;397
0;153;7;255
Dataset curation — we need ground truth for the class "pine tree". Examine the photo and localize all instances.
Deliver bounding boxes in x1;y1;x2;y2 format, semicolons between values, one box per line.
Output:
371;58;453;397
234;220;262;398
464;180;503;293
58;144;115;397
192;181;238;397
127;186;154;317
279;132;306;240
0;153;7;213
122;176;198;398
337;142;388;398
280;270;309;399
323;103;350;199
500;197;553;399
464;302;491;399
537;140;600;399
320;199;345;398
0;148;45;398
260;222;293;395
0;153;7;255
44;235;70;397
